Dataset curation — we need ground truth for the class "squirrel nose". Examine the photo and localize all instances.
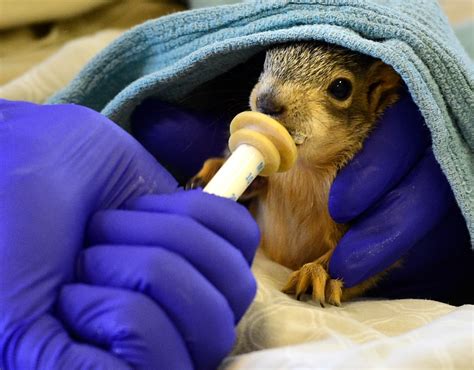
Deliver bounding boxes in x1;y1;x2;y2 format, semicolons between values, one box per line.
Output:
256;92;285;116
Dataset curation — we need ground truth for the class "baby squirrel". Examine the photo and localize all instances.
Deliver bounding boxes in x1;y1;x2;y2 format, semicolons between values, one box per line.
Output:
189;42;402;305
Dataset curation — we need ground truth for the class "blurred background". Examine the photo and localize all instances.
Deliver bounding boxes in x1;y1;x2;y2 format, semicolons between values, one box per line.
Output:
0;0;472;100
439;0;474;24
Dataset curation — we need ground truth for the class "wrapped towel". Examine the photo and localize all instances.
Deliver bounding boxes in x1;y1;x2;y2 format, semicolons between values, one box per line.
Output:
49;0;474;239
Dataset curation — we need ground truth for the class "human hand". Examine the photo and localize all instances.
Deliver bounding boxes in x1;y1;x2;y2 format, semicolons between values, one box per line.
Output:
0;100;259;369
131;95;472;303
131;99;229;183
328;94;472;301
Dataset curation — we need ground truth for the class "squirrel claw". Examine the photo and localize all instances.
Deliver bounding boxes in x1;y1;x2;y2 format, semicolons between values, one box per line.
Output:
282;261;343;307
186;176;205;190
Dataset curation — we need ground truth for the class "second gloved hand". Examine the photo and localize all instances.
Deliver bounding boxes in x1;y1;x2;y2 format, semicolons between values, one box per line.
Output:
328;94;472;302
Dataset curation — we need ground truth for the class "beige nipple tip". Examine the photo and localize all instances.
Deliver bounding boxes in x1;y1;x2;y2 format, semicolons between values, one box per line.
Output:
229;111;297;176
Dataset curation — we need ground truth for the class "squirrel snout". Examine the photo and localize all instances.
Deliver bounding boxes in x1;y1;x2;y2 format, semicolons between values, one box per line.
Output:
255;91;286;117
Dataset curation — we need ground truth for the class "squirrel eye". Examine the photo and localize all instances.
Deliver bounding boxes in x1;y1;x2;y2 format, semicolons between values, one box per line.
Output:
328;78;352;101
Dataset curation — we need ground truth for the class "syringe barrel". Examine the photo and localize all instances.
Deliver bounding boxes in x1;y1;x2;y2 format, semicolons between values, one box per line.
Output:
203;144;265;200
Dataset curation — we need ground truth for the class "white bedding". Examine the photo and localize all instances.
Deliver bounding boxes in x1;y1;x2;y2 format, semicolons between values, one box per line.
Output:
226;252;473;369
1;22;473;370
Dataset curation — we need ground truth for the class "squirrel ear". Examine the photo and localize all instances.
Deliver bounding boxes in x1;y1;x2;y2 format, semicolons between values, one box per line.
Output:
366;61;401;114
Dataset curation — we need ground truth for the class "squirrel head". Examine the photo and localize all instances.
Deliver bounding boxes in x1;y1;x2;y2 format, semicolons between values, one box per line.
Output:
249;42;402;168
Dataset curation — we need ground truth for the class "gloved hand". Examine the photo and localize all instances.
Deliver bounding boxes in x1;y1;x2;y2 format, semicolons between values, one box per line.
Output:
0;100;259;369
327;94;472;302
131;100;229;183
132;95;472;303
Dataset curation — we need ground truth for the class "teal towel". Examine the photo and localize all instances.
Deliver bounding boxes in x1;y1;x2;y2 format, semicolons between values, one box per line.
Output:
49;0;474;240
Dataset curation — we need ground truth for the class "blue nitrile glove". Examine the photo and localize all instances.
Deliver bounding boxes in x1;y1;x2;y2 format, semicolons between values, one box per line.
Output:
0;100;259;369
132;95;472;303
131;99;229;183
327;94;473;302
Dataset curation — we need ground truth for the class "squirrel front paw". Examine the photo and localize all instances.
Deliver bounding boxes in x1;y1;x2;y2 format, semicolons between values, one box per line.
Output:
282;261;343;306
186;158;226;190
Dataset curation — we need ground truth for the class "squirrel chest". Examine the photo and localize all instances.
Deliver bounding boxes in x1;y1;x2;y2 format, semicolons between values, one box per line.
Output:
252;161;345;270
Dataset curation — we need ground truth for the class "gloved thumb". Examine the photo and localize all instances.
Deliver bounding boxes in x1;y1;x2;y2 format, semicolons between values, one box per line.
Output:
1;100;179;212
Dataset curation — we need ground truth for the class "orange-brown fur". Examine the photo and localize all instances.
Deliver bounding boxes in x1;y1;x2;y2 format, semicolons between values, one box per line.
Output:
190;42;402;305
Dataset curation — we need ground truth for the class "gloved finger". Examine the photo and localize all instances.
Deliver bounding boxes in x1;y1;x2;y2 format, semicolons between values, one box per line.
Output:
78;245;235;370
131;99;228;182
57;284;192;370
1;314;130;369
329;149;453;287
87;210;256;321
124;190;261;264
329;94;431;223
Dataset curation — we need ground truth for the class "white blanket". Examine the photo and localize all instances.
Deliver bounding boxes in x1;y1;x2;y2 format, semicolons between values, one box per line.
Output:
225;252;473;369
1;23;473;370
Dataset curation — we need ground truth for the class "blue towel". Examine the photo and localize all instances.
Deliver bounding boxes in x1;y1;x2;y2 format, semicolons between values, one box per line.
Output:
49;0;474;240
